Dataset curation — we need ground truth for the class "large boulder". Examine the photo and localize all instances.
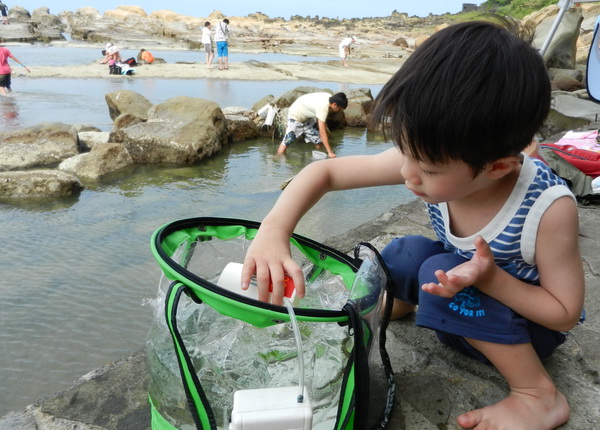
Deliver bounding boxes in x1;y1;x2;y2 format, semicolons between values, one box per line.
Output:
114;96;228;164
344;102;367;127
274;86;330;109
59;142;134;180
77;131;110;151
345;88;374;113
0;170;82;198
6;5;31;23
104;6;148;19
533;7;583;69
105;90;153;122
0;123;80;171
540;92;600;138
223;107;260;142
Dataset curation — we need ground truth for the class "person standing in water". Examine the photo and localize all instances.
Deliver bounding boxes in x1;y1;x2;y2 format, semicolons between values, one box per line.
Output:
0;45;30;96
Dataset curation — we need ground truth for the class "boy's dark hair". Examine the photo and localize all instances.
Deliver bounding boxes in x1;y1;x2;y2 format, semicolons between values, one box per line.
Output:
223;19;230;24
204;21;210;27
330;92;348;109
370;19;550;174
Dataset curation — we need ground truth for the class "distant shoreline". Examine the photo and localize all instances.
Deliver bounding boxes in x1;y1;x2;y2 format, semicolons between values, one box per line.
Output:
23;57;405;85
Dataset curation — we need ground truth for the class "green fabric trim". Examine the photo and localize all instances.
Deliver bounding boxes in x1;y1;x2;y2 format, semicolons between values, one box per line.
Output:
149;396;178;430
166;284;214;428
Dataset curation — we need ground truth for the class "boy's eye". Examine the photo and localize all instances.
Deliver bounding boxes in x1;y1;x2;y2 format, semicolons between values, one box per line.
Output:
422;169;438;176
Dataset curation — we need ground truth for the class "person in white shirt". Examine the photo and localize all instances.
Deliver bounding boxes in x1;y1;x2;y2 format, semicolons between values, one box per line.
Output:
339;36;357;66
201;21;214;69
277;92;348;158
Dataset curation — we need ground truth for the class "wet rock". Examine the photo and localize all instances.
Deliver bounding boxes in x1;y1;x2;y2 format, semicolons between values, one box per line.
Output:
0;123;79;171
344;102;368;127
345;87;374;114
223;107;261;142
116;96;228;164
105;90;152;122
77;131;110;151
0;170;82;198
274;86;330;108
59;142;134;180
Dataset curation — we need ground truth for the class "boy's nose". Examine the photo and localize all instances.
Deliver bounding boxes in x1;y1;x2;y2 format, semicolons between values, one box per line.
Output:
401;160;422;185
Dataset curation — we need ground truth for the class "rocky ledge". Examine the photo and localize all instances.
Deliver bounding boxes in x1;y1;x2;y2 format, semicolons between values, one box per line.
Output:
0;196;598;429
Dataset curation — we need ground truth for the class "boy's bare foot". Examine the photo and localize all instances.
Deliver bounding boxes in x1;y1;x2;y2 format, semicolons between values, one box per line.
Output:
457;386;569;430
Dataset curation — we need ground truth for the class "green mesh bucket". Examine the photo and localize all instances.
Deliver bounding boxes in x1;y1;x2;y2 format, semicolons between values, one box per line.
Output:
148;217;395;429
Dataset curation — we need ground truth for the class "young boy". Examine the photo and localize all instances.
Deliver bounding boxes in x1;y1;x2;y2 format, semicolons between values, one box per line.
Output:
242;20;585;430
201;21;214;69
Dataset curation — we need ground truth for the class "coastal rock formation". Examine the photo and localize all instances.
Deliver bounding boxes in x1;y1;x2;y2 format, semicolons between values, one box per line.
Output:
0;170;82;198
532;6;583;69
0;123;79;171
114;96;228;164
105;90;153;121
58;142;134;181
222;107;261;142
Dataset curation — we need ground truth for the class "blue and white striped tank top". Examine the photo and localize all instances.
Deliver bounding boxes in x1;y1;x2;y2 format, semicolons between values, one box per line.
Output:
426;156;574;284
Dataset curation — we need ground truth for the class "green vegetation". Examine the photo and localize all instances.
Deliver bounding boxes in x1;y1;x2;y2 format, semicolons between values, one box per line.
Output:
480;0;559;19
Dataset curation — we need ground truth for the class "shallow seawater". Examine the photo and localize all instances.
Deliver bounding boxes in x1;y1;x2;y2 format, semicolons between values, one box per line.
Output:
0;123;415;416
1;77;382;132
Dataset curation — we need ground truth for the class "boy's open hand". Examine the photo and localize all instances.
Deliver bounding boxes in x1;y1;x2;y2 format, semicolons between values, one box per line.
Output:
421;236;497;298
241;228;305;306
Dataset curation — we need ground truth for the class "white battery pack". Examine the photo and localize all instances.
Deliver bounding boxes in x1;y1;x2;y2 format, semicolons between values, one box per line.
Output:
217;262;298;305
230;386;312;430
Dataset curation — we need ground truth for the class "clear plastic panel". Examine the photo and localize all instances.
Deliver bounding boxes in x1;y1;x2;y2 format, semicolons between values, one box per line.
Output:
148;235;355;429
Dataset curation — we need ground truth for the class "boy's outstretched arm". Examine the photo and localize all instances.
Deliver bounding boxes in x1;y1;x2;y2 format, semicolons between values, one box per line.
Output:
242;147;406;305
422;196;585;332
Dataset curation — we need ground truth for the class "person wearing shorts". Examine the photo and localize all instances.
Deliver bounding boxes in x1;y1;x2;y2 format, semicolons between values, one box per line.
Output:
201;21;214;68
277;92;348;158
0;45;30;95
214;19;229;70
0;1;8;25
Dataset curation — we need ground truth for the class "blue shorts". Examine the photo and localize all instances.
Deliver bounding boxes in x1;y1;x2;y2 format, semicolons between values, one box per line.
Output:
381;235;566;363
216;41;228;57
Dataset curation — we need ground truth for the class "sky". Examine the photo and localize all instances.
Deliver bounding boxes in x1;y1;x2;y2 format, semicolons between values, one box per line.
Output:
10;1;484;20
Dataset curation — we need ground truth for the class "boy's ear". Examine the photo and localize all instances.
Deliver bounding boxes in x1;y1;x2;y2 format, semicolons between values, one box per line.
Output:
485;155;522;179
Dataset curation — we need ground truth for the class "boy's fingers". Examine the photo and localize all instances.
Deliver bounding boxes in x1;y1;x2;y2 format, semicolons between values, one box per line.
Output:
240;258;256;290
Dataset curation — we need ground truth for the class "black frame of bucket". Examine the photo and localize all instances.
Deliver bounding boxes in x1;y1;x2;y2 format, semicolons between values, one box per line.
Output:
150;217;396;429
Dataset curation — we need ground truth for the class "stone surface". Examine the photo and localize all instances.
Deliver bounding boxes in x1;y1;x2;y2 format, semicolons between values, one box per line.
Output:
1;197;598;429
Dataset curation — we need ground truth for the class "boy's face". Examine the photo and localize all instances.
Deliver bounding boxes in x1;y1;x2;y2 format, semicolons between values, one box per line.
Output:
400;151;483;204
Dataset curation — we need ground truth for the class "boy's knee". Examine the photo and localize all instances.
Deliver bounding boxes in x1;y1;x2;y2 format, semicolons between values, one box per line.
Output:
381;235;441;262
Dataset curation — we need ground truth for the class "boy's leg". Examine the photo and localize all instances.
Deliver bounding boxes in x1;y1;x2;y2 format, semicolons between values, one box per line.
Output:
456;339;569;430
414;252;569;429
380;236;447;319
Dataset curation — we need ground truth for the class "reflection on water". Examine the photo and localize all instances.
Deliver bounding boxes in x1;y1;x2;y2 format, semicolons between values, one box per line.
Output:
0;97;19;126
0;128;415;417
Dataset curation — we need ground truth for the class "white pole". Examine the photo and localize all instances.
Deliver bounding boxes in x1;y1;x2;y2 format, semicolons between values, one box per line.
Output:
539;0;574;55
